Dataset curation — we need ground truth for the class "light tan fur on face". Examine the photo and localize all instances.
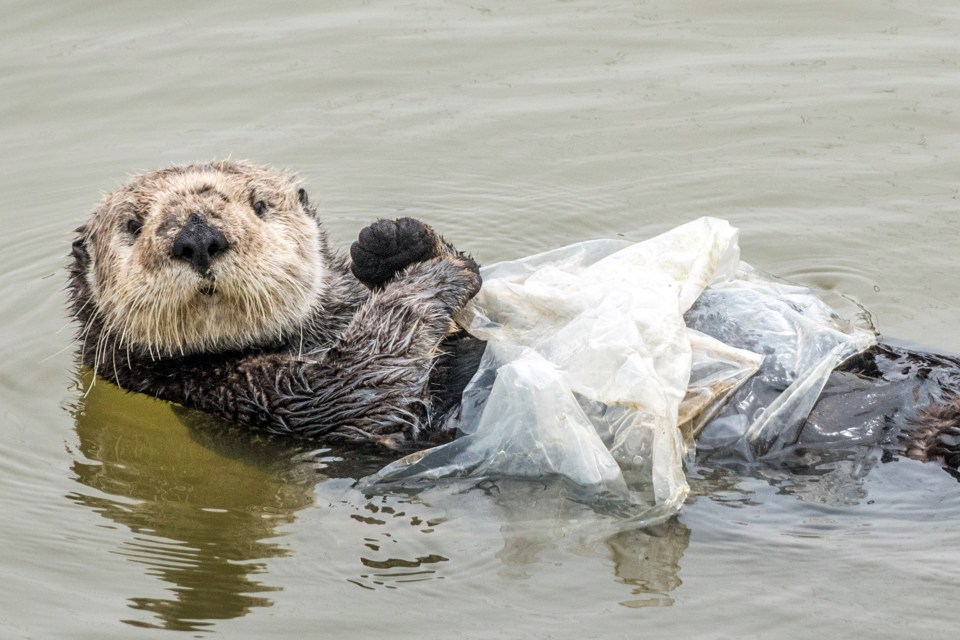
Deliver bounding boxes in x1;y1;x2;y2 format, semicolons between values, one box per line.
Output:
83;160;327;357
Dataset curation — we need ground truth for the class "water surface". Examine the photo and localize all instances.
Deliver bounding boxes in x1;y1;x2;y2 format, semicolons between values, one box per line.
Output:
2;1;960;638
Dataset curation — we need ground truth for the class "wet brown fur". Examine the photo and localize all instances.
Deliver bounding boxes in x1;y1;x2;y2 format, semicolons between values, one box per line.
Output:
907;399;960;475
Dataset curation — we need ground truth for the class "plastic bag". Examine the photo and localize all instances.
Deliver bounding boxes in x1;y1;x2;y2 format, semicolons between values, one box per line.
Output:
363;217;876;522
685;266;877;458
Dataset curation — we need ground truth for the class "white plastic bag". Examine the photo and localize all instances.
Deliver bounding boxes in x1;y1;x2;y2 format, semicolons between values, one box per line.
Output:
364;217;876;522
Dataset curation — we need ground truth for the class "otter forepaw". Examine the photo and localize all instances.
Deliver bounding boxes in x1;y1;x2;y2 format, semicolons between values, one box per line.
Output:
453;254;483;302
422;255;483;313
351;217;439;287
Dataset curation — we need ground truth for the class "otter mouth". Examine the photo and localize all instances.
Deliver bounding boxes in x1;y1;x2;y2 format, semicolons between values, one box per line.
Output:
197;274;217;296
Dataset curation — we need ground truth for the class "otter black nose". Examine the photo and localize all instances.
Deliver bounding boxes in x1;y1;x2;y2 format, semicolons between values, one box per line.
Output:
172;213;229;273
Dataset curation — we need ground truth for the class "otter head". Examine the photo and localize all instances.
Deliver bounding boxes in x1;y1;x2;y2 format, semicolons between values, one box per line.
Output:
69;160;328;358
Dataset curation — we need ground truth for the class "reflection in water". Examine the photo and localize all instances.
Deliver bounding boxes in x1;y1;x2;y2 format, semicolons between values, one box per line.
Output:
494;519;690;609
694;445;880;506
65;365;886;626
607;520;689;608
67;372;801;621
66;370;319;632
754;448;879;506
336;478;695;605
341;492;454;590
473;479;691;607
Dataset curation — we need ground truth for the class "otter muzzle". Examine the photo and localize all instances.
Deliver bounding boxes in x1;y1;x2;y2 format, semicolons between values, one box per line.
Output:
171;213;229;274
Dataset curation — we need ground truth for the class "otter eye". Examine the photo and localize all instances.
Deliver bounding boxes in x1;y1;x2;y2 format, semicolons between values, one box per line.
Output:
126;219;143;238
252;200;267;218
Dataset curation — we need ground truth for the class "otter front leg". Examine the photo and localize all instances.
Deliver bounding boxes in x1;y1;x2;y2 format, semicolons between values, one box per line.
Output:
218;255;482;445
350;217;470;288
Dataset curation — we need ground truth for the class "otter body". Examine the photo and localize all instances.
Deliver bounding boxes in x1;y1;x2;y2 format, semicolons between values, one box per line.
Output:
68;161;960;476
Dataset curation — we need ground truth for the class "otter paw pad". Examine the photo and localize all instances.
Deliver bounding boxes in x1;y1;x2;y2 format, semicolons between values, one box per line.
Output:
351;218;437;286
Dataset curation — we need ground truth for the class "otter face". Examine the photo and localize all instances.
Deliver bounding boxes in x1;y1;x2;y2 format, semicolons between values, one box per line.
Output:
74;160;328;358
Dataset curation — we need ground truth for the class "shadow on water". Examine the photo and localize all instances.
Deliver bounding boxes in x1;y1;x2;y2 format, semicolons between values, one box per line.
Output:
64;368;385;632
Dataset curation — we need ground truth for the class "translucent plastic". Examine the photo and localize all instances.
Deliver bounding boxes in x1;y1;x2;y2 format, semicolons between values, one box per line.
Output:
685;266;878;458
364;218;876;522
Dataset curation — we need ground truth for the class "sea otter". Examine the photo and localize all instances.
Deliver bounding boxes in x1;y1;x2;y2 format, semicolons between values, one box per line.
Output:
67;160;960;475
68;160;485;448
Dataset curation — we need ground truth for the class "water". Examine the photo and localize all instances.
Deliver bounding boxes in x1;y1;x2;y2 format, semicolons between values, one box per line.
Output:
2;0;960;637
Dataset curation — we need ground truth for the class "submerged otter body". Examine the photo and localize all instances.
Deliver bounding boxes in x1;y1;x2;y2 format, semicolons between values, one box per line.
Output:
68;160;960;476
689;326;960;476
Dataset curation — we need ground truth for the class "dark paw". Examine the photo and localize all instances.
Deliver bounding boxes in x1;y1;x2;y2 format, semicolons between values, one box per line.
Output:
350;218;438;287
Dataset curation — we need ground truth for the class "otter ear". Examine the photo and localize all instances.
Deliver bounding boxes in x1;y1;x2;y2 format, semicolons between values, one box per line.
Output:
71;225;90;266
297;187;319;218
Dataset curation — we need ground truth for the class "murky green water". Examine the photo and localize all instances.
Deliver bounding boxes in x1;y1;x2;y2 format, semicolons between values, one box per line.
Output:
3;0;960;637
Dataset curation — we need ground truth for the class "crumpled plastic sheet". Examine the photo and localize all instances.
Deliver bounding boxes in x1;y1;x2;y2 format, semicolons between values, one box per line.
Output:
362;217;877;524
685;267;878;460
